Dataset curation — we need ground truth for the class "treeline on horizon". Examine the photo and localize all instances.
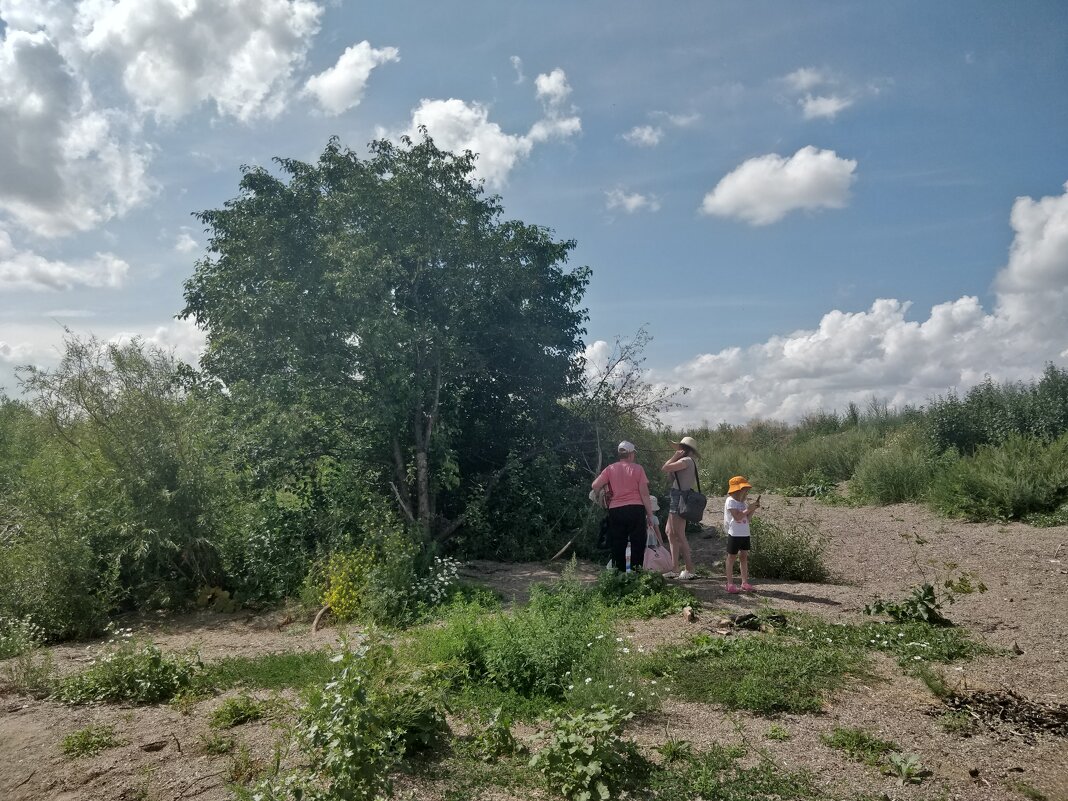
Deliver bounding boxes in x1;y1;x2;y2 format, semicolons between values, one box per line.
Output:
1;134;1066;646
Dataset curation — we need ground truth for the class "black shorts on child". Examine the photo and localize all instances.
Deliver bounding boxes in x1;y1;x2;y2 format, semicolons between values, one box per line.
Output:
726;536;751;554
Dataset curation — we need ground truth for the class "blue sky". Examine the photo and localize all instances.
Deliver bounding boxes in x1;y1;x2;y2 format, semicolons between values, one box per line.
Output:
2;1;1067;424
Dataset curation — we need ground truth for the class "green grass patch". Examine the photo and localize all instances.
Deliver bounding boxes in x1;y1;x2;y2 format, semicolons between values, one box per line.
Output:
766;724;791;741
60;723;122;758
639;632;866;715
649;746;821;801
821;726;899;767
209;694;270;728
200;732;235;755
593;569;695;618
197;649;335;692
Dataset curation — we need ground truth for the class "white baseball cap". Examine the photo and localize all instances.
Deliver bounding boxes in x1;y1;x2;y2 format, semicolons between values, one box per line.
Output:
617;441;636;453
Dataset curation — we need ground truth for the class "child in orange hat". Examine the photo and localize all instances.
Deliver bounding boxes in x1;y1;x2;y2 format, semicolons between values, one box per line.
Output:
723;475;760;593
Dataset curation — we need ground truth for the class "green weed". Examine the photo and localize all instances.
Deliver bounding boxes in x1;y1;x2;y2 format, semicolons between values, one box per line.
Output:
61;723;122;758
937;710;978;736
56;640;200;704
656;737;695;763
821;726;899;767
529;705;649;801
593;569;695;618
201;732;235;755
210;694;269;729
765;724;791;741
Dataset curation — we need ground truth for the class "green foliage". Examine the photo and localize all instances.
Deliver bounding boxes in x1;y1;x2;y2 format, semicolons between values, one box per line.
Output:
927;433;1068;521
747;517;829;582
528;705;648;801
468;707;525;761
938;710;978;736
248;642;448;801
319;529;461;628
926;366;1068;454
884;752;929;785
0;615;44;658
765;724;791;741
647;747;818;801
181;134;591;544
640;632;864;715
210;694;268;728
592;568;694;618
0;646;57;697
61;723;122;758
201;733;235;755
821;727;899;767
864;584;953;626
850;440;940;505
656;737;694;763
56;640;201;704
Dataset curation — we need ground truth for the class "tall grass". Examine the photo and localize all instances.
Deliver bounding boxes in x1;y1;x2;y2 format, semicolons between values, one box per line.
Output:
748;517;829;582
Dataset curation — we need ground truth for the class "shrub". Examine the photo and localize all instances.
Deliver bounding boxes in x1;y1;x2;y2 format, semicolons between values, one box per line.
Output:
747;517;829;582
57;639;201;704
593;569;694;618
754;427;878;489
529;705;648;801
0;529;114;641
864;583;953;626
61;723;122;758
0;615;44;659
248;642;447;801
468;707;525;761
850;441;939;505
0;646;57;697
927;433;1068;521
319;529;461;628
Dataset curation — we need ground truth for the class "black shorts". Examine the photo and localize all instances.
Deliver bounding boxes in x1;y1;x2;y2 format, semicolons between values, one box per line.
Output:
726;536;751;554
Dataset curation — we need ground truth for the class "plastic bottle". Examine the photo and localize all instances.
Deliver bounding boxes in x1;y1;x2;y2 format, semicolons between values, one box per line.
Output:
625;543;632;573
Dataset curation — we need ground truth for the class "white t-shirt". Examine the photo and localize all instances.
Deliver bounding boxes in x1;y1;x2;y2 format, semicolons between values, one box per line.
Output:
724;497;749;538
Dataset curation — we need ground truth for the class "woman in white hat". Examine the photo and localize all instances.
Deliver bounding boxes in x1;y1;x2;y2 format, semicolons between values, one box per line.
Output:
661;436;700;579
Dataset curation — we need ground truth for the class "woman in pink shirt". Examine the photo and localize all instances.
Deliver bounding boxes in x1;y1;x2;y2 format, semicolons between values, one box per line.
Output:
591;441;659;571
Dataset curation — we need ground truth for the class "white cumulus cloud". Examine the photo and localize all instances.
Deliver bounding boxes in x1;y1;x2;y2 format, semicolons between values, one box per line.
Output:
783;67;828;93
389;68;580;188
700;146;857;226
174;230;199;253
800;94;854;120
605;188;660;214
662;182;1068;426
0;228;129;290
623;125;663;147
0;28;154;236
303;40;399;115
74;0;323;122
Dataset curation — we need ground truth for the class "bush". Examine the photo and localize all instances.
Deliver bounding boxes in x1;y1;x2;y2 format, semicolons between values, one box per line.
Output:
319;528;461;628
850;437;940;505
0;529;115;641
754;427;879;489
210;694;268;728
57;639;201;704
592;569;694;618
747;517;829;582
927;433;1068;521
529;705;648;801
0;615;44;659
822;726;899;767
248;642;448;801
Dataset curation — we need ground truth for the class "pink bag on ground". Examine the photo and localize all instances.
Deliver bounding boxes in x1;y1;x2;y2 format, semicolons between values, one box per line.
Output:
642;526;674;573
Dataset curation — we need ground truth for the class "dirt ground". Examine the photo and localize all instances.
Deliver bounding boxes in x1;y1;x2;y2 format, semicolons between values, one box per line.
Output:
1;495;1066;801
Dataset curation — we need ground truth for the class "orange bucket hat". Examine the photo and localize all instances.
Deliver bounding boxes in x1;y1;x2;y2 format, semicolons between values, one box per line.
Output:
727;475;752;493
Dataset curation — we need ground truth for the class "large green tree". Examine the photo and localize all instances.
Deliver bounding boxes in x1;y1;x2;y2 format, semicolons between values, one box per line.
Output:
181;134;590;540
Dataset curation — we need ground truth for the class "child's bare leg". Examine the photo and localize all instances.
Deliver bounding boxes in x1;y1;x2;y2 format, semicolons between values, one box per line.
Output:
725;553;736;585
739;551;749;585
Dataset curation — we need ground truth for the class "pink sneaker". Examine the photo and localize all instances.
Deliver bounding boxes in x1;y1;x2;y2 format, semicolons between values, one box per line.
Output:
741;582;756;592
726;584;741;594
